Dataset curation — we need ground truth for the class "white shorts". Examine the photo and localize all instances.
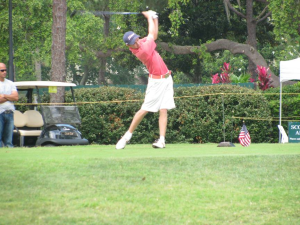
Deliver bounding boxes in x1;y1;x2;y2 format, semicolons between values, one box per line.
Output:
141;75;176;112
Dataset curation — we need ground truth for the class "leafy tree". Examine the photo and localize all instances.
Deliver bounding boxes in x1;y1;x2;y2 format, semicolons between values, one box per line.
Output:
0;0;298;88
67;0;104;85
0;0;53;81
223;0;272;80
268;0;300;39
0;0;105;84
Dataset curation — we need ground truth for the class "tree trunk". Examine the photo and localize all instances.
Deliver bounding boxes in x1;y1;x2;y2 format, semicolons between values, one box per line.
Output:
224;0;271;81
246;0;258;81
80;65;89;85
98;58;106;85
50;0;67;103
194;58;202;83
35;48;42;81
246;0;257;49
97;15;110;85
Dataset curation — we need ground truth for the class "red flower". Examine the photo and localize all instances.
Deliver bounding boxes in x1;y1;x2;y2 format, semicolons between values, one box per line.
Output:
211;62;231;84
221;62;231;73
212;73;221;84
220;72;230;83
256;65;273;91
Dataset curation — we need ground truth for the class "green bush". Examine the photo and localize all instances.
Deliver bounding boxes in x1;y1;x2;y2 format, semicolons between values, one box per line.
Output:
15;96;30;112
264;82;300;142
170;85;273;144
15;83;300;144
65;87;145;144
65;85;273;144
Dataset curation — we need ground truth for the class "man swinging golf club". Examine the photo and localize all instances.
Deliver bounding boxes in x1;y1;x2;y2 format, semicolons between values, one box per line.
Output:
116;10;176;149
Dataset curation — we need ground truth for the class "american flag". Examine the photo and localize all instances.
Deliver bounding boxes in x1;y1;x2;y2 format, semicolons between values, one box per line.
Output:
239;124;251;147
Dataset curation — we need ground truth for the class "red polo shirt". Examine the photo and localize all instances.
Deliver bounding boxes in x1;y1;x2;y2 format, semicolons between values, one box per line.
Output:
129;36;169;76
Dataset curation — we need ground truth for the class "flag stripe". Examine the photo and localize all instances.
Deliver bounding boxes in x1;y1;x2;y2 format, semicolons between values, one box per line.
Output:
239;124;251;147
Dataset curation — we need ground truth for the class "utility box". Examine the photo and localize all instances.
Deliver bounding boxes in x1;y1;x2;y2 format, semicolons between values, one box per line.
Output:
288;122;300;143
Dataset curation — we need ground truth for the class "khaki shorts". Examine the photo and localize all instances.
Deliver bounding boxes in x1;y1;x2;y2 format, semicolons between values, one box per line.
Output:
141;75;176;112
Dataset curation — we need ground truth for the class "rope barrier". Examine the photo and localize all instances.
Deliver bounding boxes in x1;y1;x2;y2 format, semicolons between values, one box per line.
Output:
14;92;300;106
231;116;300;122
14;92;300;122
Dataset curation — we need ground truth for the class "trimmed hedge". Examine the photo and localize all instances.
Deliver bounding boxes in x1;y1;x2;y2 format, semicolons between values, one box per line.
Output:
65;85;273;144
264;82;300;142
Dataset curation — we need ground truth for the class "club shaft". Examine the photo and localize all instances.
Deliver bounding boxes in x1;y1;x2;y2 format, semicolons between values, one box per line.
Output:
79;11;141;16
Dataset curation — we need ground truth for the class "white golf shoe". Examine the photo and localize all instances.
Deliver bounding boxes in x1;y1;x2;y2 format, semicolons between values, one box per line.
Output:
152;139;165;148
116;137;129;149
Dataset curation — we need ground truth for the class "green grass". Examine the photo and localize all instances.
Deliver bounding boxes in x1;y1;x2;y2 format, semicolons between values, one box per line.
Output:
0;143;300;225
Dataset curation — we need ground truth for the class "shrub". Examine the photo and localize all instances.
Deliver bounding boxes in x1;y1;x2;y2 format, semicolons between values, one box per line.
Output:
212;62;251;84
65;85;273;144
264;82;300;142
171;85;273;144
230;73;251;83
65;86;145;144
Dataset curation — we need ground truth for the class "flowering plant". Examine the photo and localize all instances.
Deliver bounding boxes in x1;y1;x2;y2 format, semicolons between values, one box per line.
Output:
256;65;273;91
211;62;273;91
211;62;231;84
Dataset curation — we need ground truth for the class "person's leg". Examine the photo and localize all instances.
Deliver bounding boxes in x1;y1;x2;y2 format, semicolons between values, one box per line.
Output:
152;109;167;148
2;113;14;147
116;109;148;149
0;114;4;147
158;109;167;137
128;109;148;133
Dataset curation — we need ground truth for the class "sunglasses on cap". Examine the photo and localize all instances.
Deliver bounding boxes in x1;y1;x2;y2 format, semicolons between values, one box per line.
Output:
0;69;7;72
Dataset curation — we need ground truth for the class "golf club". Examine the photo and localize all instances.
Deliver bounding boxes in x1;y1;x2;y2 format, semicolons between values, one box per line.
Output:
71;10;146;18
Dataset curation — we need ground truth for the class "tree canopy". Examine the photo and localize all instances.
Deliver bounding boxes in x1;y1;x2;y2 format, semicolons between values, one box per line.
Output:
0;0;299;87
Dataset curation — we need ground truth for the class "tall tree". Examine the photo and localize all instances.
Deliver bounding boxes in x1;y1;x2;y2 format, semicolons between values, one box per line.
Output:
51;0;67;103
86;0;110;85
223;0;271;80
159;0;249;83
0;0;297;87
268;0;300;39
0;0;53;81
80;0;169;85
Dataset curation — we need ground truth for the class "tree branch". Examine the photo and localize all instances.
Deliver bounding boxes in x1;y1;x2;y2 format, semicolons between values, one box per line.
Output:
255;0;269;4
257;11;271;23
157;42;200;55
157;39;280;87
87;39;282;87
224;0;246;19
256;5;271;23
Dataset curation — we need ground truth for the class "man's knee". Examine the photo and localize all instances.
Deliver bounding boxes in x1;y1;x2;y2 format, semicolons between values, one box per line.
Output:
136;109;148;117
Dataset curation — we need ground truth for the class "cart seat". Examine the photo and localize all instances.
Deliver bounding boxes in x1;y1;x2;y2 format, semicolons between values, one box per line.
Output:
14;110;44;147
13;110;27;127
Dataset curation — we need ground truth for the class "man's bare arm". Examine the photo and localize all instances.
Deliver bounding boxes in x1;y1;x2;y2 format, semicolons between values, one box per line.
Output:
142;11;158;40
0;91;19;102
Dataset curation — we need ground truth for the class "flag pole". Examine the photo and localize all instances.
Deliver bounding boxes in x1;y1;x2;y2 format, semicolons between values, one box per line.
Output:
222;94;225;142
217;93;235;147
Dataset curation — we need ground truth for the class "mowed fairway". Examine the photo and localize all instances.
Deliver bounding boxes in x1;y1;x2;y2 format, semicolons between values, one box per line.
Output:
0;143;299;225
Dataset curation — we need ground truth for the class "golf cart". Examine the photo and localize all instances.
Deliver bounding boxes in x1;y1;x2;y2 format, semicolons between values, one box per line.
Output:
13;81;89;147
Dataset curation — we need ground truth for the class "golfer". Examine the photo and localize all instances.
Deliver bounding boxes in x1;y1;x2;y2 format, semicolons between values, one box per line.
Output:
116;10;175;149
